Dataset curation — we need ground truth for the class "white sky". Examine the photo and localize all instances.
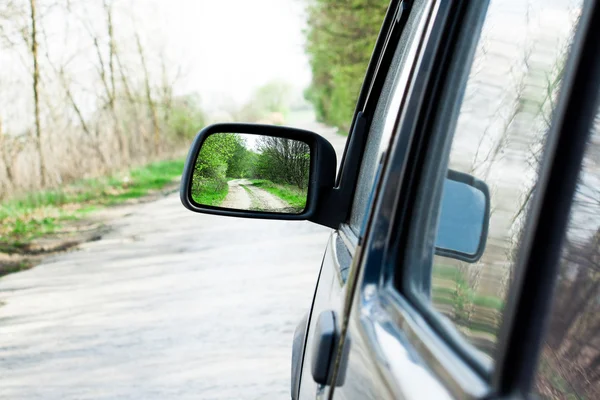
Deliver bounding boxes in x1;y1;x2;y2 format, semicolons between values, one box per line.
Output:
239;133;259;151
0;0;312;132
150;0;311;110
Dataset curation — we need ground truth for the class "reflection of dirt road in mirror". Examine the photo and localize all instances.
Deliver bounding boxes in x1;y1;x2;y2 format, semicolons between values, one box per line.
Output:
220;179;252;210
221;179;291;212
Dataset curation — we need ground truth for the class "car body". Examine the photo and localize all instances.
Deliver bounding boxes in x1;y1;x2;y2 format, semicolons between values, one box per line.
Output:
181;0;600;399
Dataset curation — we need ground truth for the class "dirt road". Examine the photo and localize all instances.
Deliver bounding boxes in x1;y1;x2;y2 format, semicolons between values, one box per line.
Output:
221;179;291;212
0;117;345;400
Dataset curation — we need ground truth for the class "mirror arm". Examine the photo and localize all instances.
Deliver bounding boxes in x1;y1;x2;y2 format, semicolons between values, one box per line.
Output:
309;112;369;229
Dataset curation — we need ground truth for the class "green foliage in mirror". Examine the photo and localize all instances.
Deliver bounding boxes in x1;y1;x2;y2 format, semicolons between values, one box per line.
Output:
190;133;240;206
254;136;310;190
191;133;310;214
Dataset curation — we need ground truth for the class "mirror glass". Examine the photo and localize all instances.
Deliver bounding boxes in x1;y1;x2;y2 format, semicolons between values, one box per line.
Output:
190;133;310;214
435;177;488;260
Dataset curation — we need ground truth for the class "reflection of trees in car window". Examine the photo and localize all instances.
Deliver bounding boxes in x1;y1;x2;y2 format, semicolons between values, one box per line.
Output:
430;0;582;359
534;116;600;399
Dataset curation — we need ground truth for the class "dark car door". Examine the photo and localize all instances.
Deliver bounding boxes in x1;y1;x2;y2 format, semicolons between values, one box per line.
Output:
292;1;432;399
327;0;600;399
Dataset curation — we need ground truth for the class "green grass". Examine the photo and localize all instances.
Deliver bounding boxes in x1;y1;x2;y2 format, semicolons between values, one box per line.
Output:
430;263;505;344
0;159;184;249
432;264;504;311
191;179;229;207
249;179;307;211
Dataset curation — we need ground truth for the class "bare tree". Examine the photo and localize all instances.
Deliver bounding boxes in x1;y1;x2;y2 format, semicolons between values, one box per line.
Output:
0;0;198;199
85;0;129;163
135;30;160;155
0;117;24;192
29;0;46;186
256;136;310;189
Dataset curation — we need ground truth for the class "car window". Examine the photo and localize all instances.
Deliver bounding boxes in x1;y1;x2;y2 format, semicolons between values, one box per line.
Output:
533;109;600;398
400;0;583;364
347;0;427;235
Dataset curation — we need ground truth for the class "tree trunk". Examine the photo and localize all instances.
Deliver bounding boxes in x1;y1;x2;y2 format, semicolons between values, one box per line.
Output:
30;0;46;186
0;118;13;191
114;49;143;155
135;31;160;155
103;0;129;162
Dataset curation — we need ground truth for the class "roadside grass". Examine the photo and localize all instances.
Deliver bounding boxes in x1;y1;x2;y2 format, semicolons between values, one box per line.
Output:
431;263;504;355
432;264;504;312
249;179;307;211
0;159;184;250
191;179;229;207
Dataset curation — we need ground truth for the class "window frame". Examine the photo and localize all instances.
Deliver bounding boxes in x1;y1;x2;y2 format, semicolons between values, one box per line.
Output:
345;0;431;242
394;0;497;377
331;2;495;398
325;0;415;236
370;0;600;397
492;1;600;394
381;0;495;391
330;0;426;260
334;0;406;187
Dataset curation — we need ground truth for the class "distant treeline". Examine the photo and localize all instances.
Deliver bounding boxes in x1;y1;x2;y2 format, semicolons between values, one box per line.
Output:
304;0;388;132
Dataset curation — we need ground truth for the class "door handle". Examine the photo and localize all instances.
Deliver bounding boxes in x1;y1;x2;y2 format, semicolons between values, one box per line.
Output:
311;310;339;385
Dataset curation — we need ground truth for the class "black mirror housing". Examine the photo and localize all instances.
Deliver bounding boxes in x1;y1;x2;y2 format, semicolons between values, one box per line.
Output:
180;123;337;225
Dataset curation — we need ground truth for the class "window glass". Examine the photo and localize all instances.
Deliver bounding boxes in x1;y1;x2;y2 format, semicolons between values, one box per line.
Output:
348;0;427;233
403;0;583;362
533;109;600;399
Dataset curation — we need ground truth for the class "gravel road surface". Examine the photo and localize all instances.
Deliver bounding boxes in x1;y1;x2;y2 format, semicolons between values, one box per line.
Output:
221;179;291;213
220;179;253;210
0;118;346;400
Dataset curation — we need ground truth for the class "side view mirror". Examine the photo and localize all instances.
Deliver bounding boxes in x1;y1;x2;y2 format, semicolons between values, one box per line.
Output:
180;123;337;223
180;123;490;262
434;169;490;263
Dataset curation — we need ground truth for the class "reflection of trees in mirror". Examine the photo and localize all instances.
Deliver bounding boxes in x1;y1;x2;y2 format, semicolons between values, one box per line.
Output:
190;133;240;206
191;134;309;213
255;136;310;190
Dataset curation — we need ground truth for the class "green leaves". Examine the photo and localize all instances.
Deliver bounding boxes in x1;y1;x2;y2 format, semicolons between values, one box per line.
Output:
253;136;310;189
193;133;241;180
305;0;388;132
191;133;247;202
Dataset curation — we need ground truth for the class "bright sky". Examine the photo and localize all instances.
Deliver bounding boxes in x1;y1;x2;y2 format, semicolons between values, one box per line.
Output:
150;0;311;110
0;0;311;132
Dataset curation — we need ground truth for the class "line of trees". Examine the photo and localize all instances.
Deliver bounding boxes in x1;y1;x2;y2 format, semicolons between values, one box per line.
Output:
304;0;388;132
191;133;244;197
0;0;205;199
254;136;310;190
